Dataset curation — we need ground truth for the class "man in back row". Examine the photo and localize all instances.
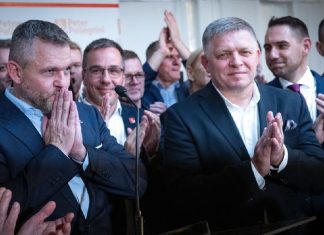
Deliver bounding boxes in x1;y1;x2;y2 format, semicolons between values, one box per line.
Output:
264;16;324;141
0;20;146;235
163;16;324;233
264;16;324;233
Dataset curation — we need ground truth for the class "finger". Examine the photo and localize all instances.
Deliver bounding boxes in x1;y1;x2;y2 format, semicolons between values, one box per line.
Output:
266;111;274;126
68;99;77;129
50;91;60;121
0;189;12;227
61;90;72;124
5;202;20;233
61;213;74;235
274;112;283;134
41;115;49;137
31;201;56;222
55;89;65;122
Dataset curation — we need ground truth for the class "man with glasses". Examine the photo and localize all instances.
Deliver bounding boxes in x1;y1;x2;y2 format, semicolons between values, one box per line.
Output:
82;38;161;234
0;39;11;92
82;38;160;158
122;50;145;108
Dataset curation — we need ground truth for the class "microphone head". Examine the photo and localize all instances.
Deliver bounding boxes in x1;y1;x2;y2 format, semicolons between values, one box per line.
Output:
114;85;128;97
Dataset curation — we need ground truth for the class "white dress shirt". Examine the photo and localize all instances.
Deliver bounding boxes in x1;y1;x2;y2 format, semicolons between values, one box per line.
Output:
105;100;127;145
213;82;288;189
279;66;317;122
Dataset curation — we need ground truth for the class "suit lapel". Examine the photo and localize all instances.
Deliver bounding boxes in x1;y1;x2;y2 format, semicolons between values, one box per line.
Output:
0;94;44;155
121;103;137;133
198;83;250;160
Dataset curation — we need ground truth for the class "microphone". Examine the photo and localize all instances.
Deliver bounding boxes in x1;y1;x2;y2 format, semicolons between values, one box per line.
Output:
114;85;144;235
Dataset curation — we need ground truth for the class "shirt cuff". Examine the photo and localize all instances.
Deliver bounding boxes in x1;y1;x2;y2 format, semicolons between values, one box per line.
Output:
71;152;89;171
270;145;288;172
251;162;265;189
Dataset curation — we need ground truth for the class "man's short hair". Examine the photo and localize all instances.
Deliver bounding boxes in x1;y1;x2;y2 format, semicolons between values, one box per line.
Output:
145;41;159;61
0;39;11;49
123;50;142;64
69;40;82;52
10;20;69;68
202;17;258;55
268;16;309;39
82;38;124;69
318;18;324;42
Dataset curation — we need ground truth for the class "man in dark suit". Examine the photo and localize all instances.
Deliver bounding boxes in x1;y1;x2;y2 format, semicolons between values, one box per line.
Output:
264;17;324;232
163;17;324;234
0;20;147;235
264;16;324;142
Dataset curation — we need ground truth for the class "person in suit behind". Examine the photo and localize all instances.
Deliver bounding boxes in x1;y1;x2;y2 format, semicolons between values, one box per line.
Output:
68;40;83;101
264;16;324;138
162;16;324;234
82;38;160;157
122;50;145;109
264;17;324;232
81;38;161;234
142;10;190;116
185;48;210;94
316;18;324;64
0;19;147;235
0;39;12;92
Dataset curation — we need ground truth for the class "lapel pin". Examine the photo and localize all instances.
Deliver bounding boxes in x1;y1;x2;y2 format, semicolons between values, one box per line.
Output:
129;117;135;124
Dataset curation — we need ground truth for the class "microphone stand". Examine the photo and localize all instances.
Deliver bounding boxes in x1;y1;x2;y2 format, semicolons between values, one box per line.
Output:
114;86;144;235
134;103;144;235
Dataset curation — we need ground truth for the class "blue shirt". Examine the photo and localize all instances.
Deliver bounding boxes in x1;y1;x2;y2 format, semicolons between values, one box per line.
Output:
152;80;179;107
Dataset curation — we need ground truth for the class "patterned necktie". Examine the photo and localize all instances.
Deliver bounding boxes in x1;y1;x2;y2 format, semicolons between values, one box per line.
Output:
287;84;301;94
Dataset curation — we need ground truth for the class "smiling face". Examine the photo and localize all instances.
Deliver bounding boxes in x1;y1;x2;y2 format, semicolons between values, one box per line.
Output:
124;57;144;103
201;30;260;94
8;39;71;114
264;25;310;82
83;47;124;108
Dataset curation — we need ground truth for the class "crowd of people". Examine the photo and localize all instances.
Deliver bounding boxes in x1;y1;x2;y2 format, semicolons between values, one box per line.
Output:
0;10;323;235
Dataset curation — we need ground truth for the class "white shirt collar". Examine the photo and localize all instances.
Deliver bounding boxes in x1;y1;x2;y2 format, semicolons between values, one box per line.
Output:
279;66;314;89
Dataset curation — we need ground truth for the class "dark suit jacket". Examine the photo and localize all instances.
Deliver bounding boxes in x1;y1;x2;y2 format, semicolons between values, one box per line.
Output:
163;82;324;232
268;70;324;117
141;62;189;110
0;94;147;235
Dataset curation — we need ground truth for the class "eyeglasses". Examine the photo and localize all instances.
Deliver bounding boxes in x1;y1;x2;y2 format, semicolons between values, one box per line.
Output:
85;65;124;79
125;72;145;82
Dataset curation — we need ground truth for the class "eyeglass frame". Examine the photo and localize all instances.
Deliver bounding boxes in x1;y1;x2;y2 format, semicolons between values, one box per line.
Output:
124;72;145;82
84;65;124;79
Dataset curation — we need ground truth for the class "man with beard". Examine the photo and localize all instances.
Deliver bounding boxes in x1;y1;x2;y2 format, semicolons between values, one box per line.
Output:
264;16;324;141
0;20;146;235
264;16;324;233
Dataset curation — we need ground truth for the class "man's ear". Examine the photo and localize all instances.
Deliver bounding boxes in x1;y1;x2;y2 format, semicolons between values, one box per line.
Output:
201;54;209;74
302;37;311;56
316;41;324;56
7;61;23;84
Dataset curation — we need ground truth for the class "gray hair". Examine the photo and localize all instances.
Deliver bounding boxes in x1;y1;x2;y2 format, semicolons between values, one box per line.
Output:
10;20;70;68
83;38;124;69
202;17;258;54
